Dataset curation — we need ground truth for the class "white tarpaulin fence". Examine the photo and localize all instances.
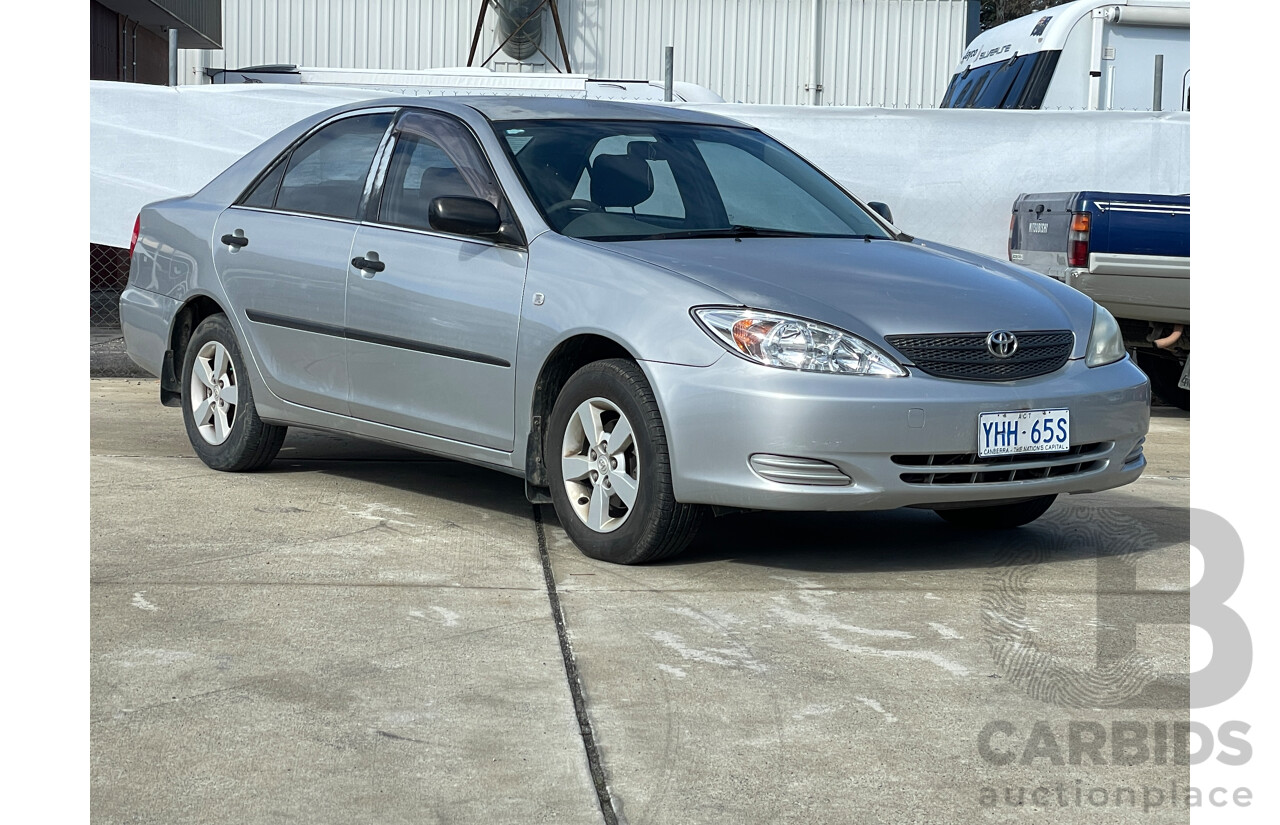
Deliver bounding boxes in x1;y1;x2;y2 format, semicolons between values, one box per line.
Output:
91;82;380;249
693;104;1190;260
90;81;1188;260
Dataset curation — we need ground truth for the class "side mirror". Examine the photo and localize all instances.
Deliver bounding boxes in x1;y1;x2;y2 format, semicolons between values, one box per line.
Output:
868;201;894;224
429;196;502;238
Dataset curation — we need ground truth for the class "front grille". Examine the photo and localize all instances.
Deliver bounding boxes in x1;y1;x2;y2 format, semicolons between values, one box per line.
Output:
893;442;1108;485
885;330;1074;381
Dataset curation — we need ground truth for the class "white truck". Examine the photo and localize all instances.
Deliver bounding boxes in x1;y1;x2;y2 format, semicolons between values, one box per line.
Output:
939;0;1190;110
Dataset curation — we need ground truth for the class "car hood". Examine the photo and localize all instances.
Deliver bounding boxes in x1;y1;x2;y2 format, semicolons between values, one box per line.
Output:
602;237;1096;357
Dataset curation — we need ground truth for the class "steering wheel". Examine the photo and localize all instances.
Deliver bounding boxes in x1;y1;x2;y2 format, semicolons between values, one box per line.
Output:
546;199;605;221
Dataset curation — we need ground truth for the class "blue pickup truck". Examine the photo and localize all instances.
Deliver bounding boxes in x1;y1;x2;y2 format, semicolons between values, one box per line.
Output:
1009;191;1190;409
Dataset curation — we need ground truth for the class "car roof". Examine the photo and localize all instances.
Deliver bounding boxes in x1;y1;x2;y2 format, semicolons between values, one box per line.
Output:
462;96;743;125
353;95;747;127
195;95;751;206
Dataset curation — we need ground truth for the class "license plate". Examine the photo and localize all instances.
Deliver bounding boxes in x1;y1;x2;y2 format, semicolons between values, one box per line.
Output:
1177;356;1190;390
978;409;1070;457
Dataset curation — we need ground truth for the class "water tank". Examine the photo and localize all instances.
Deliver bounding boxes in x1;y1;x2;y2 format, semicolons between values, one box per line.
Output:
496;0;544;61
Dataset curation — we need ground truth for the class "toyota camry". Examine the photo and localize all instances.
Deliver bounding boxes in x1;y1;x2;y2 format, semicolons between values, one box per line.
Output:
121;97;1150;564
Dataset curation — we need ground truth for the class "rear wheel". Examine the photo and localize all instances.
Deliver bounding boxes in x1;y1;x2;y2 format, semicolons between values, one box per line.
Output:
181;314;286;472
934;495;1057;529
547;359;703;564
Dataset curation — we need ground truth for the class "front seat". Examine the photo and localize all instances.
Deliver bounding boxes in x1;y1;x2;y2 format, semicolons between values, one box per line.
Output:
590;154;654;211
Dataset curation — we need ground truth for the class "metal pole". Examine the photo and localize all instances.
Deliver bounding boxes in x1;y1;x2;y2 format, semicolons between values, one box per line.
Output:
467;0;490;67
1152;54;1164;111
663;46;674;102
168;27;178;86
549;0;573;74
809;0;821;105
1087;11;1105;109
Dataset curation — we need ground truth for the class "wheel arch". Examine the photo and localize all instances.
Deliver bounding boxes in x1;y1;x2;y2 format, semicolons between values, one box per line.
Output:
160;294;229;407
524;333;641;496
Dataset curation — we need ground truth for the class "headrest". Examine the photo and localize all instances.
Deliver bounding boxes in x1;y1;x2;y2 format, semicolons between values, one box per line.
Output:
590;154;654;208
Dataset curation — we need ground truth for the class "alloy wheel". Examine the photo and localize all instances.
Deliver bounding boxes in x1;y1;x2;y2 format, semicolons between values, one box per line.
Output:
560;396;640;533
189;340;239;445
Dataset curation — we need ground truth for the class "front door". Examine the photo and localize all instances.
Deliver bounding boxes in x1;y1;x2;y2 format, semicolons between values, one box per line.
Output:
345;111;527;451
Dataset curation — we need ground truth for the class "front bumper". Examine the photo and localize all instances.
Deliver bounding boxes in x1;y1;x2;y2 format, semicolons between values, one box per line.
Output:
645;354;1150;511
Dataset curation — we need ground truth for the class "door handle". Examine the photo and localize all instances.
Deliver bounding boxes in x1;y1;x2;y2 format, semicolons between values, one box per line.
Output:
221;232;248;248
352;255;385;273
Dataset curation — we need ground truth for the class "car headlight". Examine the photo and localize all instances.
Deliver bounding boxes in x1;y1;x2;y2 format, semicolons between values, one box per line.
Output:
693;307;907;376
1085;303;1127;367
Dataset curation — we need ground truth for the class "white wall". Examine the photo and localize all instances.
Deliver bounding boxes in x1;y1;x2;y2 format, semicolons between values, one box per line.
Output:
180;0;977;107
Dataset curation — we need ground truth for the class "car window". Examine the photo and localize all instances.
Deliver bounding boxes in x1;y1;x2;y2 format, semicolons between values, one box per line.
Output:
695;140;849;234
379;135;479;230
374;111;515;235
498;119;890;241
241;157;286;209
269;113;393;219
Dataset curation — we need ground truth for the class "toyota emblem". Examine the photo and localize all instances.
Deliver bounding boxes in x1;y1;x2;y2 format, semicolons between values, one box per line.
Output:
986;330;1018;358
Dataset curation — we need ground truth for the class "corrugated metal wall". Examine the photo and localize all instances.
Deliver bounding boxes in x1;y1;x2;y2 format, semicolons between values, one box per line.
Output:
153;0;224;47
180;0;977;107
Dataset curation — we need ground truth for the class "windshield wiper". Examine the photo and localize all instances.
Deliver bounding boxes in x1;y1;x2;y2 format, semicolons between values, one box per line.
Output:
647;225;852;240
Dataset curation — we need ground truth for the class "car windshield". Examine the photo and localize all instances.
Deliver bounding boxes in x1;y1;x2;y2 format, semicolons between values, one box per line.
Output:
494;119;893;241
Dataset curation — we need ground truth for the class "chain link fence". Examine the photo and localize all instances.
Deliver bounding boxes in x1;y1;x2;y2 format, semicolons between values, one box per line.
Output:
91;243;148;377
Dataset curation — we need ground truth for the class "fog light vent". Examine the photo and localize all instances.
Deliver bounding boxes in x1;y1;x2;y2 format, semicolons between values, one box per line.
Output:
749;454;851;486
1124;438;1145;465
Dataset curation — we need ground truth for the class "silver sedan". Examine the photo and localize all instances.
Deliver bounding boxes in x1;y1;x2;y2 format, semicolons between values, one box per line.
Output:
121;97;1150;564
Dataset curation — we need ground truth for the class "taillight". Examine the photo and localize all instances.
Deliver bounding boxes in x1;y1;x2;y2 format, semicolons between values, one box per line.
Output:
129;214;140;258
1007;213;1016;260
1067;211;1091;268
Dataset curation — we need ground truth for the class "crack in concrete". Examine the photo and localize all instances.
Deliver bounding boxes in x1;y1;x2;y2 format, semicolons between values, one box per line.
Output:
533;505;619;825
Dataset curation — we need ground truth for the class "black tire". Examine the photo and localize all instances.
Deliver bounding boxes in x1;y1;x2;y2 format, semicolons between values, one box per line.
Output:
1134;349;1190;411
547;359;703;564
934;495;1057;530
180;314;286;472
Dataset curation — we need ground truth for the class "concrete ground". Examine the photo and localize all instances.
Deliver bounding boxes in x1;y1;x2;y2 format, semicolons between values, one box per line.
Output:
91;378;1190;824
91;328;150;378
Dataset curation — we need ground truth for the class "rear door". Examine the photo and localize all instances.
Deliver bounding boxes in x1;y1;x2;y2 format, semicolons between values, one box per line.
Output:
345;110;528;450
212;110;395;415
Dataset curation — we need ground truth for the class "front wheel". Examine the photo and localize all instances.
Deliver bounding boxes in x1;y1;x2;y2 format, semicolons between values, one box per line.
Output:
547;359;703;564
181;314;286;472
933;495;1057;530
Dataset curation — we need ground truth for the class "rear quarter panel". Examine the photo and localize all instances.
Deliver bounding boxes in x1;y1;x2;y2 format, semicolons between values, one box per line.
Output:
1084;192;1190;257
124;197;228;376
130;198;222;300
